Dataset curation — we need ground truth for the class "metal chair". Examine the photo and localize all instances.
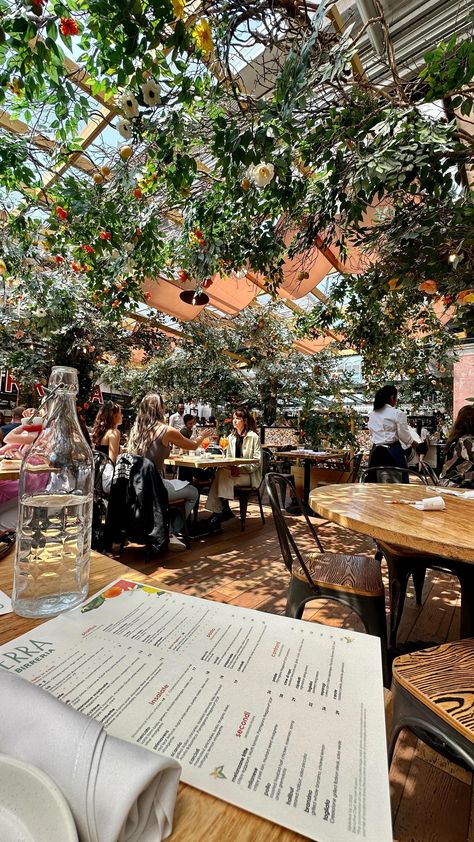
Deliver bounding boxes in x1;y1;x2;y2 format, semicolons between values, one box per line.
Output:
233;448;271;531
389;639;474;772
360;466;460;649
265;473;389;686
92;450;115;551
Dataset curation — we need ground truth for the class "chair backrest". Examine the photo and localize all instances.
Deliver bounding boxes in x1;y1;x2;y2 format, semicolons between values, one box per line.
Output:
360;466;428;485
418;462;439;486
92;450;115;498
265;473;324;583
347;452;363;483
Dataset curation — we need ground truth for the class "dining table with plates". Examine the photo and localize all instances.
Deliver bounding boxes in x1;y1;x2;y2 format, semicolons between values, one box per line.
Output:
164;454;260;470
308;482;474;641
275;449;347;505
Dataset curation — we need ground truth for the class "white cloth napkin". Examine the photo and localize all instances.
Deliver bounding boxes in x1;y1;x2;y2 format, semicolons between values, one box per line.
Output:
0;671;181;842
413;496;446;511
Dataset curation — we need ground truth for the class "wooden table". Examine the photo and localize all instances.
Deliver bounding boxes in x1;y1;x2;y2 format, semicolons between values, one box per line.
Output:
277;450;346;504
0;460;21;481
0;549;305;842
165;455;259;470
309;483;474;639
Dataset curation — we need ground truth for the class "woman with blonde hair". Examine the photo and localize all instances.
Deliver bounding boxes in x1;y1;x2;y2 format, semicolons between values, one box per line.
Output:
91;401;123;464
127;393;208;550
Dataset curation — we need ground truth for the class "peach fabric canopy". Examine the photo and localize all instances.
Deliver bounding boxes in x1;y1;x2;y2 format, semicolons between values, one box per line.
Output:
205;273;259;314
142;277;206;321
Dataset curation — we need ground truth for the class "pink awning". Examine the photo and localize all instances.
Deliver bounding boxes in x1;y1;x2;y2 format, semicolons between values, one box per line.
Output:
142;277;206;321
206;273;259;314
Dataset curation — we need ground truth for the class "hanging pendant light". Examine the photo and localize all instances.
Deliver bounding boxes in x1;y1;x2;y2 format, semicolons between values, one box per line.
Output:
179;289;209;306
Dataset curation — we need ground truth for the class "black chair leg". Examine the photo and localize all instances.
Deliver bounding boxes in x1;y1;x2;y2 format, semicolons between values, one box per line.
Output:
239;495;249;531
193;492;200;524
412;565;426;606
388;561;411;649
257;491;265;525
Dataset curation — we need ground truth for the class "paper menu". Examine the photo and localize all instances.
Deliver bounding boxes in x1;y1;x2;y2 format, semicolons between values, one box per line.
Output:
0;580;392;841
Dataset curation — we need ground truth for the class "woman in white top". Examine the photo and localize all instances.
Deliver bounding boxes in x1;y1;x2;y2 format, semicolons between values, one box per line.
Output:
205;407;262;520
368;385;414;477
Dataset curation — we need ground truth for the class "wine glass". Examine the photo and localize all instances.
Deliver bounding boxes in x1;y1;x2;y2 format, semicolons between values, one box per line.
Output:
202;437;210;450
219;436;229;455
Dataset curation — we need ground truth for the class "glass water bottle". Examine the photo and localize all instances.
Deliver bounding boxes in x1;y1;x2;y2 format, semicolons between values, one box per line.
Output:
12;366;94;618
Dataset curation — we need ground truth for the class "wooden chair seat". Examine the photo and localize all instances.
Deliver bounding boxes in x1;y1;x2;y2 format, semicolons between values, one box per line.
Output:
389;639;474;771
265;473;389;686
294;552;384;597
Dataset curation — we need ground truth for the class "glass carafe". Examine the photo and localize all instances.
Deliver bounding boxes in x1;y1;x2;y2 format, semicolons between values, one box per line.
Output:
12;366;94;618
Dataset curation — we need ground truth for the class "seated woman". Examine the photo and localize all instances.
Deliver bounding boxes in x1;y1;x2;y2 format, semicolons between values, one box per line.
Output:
91;402;123;463
439;405;474;488
0;409;43;530
205;407;262;520
126;393;208;550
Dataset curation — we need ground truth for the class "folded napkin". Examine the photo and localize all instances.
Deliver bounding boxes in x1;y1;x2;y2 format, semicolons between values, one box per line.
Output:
413;495;446;511
0;671;181;842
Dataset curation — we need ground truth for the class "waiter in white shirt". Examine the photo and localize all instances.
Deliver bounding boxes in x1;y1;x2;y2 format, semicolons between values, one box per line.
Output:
168;402;185;430
368;385;414;479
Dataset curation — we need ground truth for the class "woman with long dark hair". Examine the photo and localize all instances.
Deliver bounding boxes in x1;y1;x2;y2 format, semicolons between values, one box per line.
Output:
439;405;474;487
368;384;414;473
127;393;208;549
205;406;262;519
91;401;123;463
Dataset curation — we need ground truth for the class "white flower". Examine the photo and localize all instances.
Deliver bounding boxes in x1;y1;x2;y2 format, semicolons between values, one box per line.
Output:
34;308;47;318
141;79;161;107
250;162;275;188
117;91;139;119
124;242;134;253
116;118;133;140
126;258;136;270
110;248;120;260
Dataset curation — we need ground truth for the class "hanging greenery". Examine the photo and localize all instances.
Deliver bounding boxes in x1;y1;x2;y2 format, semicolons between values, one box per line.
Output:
0;0;472;382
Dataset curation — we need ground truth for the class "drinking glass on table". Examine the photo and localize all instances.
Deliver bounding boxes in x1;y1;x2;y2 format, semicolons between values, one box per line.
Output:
201;437;210;450
219;436;229;454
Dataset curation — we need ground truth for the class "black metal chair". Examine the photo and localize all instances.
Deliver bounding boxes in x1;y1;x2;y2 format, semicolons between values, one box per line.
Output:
360;466;460;649
389;639;474;772
233;448;271;531
265;473;389;686
92;450;115;551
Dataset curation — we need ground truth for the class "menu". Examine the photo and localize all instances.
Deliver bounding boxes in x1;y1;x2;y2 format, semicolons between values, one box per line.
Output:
0;580;392;841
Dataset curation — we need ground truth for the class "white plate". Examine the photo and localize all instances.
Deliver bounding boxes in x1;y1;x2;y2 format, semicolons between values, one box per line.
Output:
0;754;78;842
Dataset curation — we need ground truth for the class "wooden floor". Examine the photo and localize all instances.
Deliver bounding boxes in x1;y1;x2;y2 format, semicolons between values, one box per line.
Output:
116;499;473;842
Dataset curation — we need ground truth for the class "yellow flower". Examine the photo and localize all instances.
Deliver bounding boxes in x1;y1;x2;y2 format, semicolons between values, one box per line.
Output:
192;18;214;55
171;0;186;19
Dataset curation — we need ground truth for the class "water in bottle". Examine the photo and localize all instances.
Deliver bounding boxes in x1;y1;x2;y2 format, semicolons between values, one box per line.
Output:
12;366;94;618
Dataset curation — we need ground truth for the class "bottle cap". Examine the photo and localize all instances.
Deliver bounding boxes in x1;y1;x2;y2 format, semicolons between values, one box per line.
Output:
48;366;78;393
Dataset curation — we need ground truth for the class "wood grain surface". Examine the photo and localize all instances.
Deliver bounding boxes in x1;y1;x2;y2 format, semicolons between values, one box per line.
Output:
392;639;474;741
165;456;259;469
309;484;474;563
0;461;21;481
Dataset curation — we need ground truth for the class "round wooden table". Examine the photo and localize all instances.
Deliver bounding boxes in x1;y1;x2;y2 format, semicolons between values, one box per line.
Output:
309;483;474;642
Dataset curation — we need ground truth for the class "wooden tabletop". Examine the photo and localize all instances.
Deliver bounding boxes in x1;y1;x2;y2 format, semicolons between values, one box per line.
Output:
309;483;474;563
0;460;21;481
0;549;307;842
165;455;259;469
277;450;346;461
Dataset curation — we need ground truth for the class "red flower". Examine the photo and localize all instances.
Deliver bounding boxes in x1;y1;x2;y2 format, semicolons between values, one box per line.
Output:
144;291;152;303
83;402;89;410
71;261;81;272
193;228;203;239
81;244;94;253
133;188;142;199
54;255;65;264
56;206;68;220
111;299;120;308
179;270;189;282
202;277;213;288
99;231;111;240
135;228;142;238
60;17;79;36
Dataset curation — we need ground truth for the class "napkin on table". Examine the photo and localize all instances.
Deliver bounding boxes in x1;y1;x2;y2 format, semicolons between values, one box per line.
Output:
0;671;181;842
413;496;446;511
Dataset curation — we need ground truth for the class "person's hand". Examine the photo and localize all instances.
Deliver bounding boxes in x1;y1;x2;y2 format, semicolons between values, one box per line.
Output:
230;466;240;477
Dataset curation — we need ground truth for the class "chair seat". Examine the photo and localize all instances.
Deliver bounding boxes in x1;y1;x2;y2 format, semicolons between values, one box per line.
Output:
392;640;474;744
293;552;384;596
